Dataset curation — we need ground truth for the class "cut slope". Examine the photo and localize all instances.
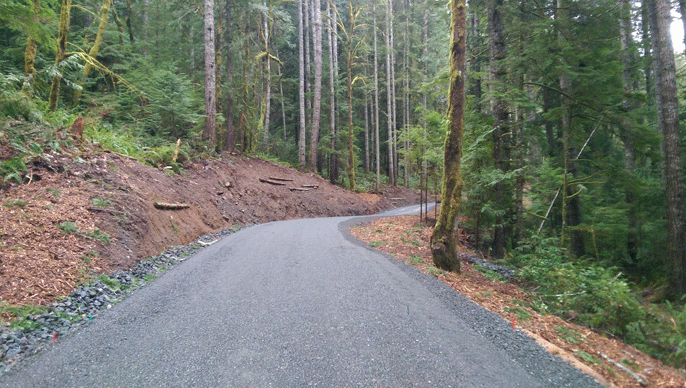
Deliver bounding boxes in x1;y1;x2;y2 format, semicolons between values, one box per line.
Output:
0;149;418;306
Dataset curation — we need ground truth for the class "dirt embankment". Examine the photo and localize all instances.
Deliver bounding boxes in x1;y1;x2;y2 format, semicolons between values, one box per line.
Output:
0;150;418;306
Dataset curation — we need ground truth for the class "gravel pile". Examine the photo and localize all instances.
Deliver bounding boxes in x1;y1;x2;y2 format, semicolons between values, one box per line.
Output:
0;227;243;377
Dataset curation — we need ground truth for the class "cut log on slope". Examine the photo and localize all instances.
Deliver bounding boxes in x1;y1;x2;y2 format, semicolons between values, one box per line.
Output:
302;184;319;189
154;202;190;210
289;187;311;192
259;178;286;186
268;177;294;182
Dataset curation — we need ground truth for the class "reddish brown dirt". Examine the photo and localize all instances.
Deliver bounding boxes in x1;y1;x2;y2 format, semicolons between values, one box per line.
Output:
0;147;418;307
349;215;686;388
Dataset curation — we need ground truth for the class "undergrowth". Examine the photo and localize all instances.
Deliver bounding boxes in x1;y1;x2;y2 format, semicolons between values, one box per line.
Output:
508;235;686;369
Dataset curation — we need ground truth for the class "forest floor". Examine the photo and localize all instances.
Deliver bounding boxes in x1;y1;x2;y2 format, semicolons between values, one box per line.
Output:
350;216;686;388
1;136;685;387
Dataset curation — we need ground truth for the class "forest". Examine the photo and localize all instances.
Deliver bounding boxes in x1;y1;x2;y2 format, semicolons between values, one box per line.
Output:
2;0;686;369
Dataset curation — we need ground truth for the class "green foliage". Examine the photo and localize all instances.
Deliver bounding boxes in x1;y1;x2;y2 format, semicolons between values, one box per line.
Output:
85;229;110;243
134;65;202;140
514;236;645;337
0;302;49;330
92;198;111;207
58;221;79;235
96;274;124;291
140;144;190;173
85;123;145;158
3;199;27;208
554;325;583;344
0;157;27;184
0;73;42;122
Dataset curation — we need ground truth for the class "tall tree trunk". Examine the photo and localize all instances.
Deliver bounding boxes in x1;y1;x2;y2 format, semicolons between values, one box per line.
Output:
488;0;508;259
403;0;410;187
223;0;235;152
305;0;311;114
345;0;357;191
364;91;370;174
619;0;639;265
49;0;72;111
389;0;398;185
24;36;37;93
373;0;381;191
125;0;135;44
110;7;124;45
431;0;466;273
73;0;112;106
328;1;339;183
651;0;686;296
557;0;584;257
262;4;271;151
386;0;396;186
23;0;40;95
298;0;307;169
309;0;323;172
641;0;654;101
204;0;217;150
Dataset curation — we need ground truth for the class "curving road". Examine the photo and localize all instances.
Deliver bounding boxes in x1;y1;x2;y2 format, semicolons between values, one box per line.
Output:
1;206;601;387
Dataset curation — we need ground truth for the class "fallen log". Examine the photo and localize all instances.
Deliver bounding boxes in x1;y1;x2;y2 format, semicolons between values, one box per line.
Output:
289;187;311;192
268;177;294;182
259;178;286;186
302;184;319;189
153;202;190;210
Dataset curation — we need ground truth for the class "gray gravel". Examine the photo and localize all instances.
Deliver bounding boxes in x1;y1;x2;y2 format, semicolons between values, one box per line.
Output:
0;207;602;387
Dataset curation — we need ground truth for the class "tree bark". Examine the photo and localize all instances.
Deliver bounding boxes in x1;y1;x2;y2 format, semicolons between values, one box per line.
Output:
23;0;40;95
431;0;466;273
385;0;395;186
298;0;307;169
651;0;686;296
73;0;112;105
373;0;381;192
557;0;584;257
204;0;217;150
223;0;235;152
619;0;639;265
125;0;135;44
328;1;339;183
345;0;357;191
49;0;72;111
488;0;507;259
262;3;271;151
309;0;323;172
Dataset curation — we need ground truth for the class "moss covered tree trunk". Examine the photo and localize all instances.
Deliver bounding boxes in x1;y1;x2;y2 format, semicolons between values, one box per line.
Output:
73;0;112;105
49;0;72;111
431;0;466;273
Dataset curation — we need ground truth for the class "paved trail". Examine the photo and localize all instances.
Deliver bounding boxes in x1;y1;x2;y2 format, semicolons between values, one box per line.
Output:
1;206;601;387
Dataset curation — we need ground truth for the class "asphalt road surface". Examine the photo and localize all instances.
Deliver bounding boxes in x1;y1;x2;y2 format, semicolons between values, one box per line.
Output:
1;206;601;387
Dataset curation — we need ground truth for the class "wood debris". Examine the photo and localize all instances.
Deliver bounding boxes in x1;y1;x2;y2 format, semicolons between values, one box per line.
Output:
268;176;294;182
153;202;190;210
259;178;286;186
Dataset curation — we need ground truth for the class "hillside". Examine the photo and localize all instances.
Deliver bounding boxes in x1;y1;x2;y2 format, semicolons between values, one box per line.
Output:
0;145;418;307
